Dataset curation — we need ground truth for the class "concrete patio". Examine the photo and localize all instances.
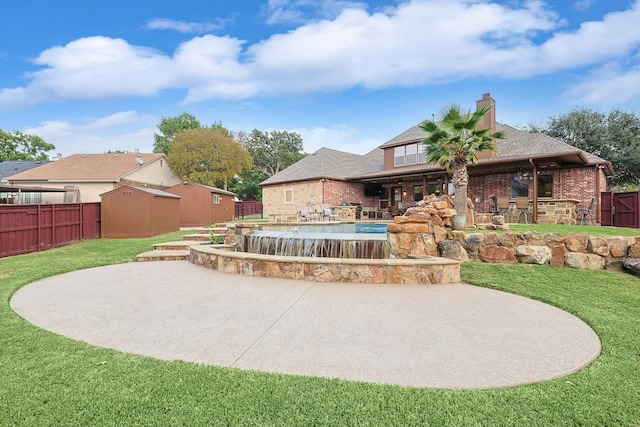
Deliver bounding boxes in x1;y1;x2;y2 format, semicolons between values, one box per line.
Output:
10;261;601;389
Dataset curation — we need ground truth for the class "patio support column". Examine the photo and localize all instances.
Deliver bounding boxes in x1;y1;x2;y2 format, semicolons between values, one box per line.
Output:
596;165;602;223
529;159;538;223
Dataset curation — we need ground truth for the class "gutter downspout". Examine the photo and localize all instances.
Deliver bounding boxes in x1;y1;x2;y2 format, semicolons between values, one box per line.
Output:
529;159;538;223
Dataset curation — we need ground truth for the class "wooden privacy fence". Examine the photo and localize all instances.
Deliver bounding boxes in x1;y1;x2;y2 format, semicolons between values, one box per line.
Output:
0;203;101;258
601;191;640;228
235;201;263;219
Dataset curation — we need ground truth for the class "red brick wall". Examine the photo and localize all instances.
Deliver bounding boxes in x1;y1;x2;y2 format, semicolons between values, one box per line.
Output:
469;166;607;213
323;180;379;207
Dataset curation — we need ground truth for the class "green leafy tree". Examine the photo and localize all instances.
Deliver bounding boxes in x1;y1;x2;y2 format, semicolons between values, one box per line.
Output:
0;129;55;161
420;105;505;230
167;128;252;190
540;108;640;189
153;113;202;155
229;170;267;201
244;129;306;177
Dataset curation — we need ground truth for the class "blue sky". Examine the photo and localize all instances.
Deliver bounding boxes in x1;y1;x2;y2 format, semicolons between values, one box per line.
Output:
1;0;639;157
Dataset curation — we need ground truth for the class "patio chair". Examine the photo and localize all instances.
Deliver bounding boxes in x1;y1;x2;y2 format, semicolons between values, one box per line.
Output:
296;206;309;222
515;197;530;224
579;197;597;225
488;195;498;214
321;204;338;221
496;196;510;218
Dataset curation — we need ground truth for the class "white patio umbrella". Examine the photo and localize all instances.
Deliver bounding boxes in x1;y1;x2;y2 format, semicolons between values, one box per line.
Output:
71;186;81;203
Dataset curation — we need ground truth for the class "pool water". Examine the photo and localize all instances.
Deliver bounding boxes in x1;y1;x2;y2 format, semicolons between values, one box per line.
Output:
260;223;387;235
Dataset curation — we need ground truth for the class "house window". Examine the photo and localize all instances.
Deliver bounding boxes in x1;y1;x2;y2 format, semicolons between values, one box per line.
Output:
511;173;529;198
284;188;293;204
213;194;220;204
394;143;423;166
414;185;423;202
405;144;417;165
22;193;41;204
427;183;441;196
538;174;553;198
394;146;405;167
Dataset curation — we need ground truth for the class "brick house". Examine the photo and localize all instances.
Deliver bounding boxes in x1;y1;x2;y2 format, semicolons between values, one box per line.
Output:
260;94;614;224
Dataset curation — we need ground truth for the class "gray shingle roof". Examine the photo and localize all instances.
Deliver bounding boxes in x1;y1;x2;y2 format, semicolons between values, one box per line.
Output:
261;121;613;185
0;160;50;181
260;147;374;185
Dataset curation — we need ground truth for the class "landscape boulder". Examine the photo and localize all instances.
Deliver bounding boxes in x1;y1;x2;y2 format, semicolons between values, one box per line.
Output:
438;240;470;261
479;245;516;264
516;245;552;265
587;236;609;257
565;252;606;270
565;233;588;252
623;258;640;277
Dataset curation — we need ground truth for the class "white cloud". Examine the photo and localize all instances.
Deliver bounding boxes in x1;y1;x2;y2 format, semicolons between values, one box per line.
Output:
145;18;227;34
292;123;380;154
22;112;157;156
573;0;598;11
566;61;640;105
263;0;369;25
1;0;640;112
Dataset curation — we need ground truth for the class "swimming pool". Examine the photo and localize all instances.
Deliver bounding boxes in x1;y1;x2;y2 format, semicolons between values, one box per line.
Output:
260;222;388;235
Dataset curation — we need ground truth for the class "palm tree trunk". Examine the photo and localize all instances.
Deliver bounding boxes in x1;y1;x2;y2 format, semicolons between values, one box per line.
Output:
452;163;468;230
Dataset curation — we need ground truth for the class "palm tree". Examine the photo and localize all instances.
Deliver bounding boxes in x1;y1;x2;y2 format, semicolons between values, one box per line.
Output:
420;104;505;230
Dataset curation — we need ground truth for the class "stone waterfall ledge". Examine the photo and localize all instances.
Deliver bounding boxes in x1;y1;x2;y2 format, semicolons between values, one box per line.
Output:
189;245;461;284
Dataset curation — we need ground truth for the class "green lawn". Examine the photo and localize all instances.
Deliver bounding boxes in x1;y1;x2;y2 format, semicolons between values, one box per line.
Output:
0;231;639;426
507;223;640;237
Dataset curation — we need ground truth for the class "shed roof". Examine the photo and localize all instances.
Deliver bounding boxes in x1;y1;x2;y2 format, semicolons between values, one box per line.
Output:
167;182;237;197
100;185;181;199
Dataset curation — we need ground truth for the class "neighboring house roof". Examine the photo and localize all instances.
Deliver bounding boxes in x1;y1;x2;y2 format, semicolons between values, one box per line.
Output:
4;153;166;182
0;160;50;182
262;121;614;186
0;183;66;193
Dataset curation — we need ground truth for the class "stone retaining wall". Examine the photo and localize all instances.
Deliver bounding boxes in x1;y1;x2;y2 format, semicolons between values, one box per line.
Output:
189;245;461;284
388;214;640;275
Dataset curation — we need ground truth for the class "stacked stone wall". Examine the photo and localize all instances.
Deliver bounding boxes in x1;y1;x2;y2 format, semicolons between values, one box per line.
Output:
389;215;640;275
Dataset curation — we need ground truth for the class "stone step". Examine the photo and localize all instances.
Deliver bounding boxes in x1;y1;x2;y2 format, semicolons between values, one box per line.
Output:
193;227;227;234
181;233;219;242
136;249;190;262
153;240;208;250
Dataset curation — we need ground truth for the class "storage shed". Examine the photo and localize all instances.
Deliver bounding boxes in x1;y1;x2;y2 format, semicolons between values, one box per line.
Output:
165;182;237;226
101;186;180;238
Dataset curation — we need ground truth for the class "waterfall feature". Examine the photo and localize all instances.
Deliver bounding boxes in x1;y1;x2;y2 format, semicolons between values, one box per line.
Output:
246;230;391;259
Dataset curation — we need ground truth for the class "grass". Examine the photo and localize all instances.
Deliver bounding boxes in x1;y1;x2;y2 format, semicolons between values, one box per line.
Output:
1;231;639;426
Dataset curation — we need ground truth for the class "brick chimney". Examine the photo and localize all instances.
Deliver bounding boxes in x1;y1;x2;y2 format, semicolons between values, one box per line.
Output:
476;93;497;159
